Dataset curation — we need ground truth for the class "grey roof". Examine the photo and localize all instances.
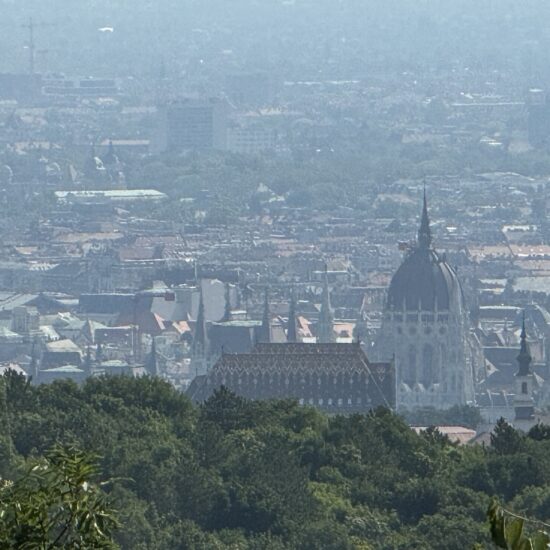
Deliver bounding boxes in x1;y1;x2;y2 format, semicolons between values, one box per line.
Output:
0;293;38;312
0;327;24;343
41;365;84;374
514;277;550;295
46;339;82;354
187;342;395;413
387;247;461;311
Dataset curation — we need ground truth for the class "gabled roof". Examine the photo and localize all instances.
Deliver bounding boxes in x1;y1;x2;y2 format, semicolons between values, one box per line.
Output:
188;343;395;412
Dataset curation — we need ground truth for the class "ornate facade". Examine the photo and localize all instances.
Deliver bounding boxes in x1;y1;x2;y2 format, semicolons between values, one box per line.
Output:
377;193;476;410
513;315;536;431
317;268;336;343
190;288;211;377
187;342;395;413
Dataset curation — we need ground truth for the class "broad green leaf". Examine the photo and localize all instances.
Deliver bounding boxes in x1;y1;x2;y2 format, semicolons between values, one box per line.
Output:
505;518;525;548
531;531;550;550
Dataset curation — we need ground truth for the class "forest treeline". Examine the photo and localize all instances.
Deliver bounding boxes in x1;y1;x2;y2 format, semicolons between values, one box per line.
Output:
1;372;550;548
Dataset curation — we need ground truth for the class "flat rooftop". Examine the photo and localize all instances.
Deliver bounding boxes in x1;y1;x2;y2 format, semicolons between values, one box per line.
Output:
55;189;168;202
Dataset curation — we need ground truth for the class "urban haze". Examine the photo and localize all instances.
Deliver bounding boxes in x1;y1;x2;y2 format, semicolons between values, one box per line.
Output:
0;1;549;548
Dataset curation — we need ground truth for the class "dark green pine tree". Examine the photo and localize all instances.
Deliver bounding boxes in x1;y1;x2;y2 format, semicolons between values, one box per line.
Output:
0;376;14;477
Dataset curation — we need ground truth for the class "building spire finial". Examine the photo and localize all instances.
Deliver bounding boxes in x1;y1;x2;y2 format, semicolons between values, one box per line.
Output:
192;285;207;353
517;311;532;376
318;266;335;343
287;286;298;343
259;286;271;343
221;283;232;322
148;337;158;376
418;184;432;249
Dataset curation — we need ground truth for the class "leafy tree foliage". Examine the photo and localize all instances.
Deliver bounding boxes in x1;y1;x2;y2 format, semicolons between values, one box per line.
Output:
487;500;550;550
0;446;119;549
2;373;550;547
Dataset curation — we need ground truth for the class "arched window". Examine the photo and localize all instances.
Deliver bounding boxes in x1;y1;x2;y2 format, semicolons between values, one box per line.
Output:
437;344;446;383
522;382;528;394
407;345;417;384
422;344;434;387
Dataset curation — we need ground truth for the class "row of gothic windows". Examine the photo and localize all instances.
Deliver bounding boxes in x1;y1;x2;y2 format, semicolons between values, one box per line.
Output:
298;397;364;407
405;344;436;386
397;325;448;336
402;345;462;385
215;372;371;387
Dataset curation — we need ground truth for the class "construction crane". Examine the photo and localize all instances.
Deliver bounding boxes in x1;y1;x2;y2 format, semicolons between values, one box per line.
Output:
21;18;36;74
21;17;56;75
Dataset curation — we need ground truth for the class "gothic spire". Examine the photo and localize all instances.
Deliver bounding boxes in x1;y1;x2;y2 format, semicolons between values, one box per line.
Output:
353;306;368;344
147;337;158;377
103;139;117;165
317;265;335;343
221;283;232;322
287;287;298;343
84;345;93;377
517;312;532;376
418;186;432;249
259;287;271;343
192;287;207;355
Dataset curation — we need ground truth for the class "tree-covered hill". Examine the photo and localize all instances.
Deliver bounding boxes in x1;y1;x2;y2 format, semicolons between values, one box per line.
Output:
1;372;550;548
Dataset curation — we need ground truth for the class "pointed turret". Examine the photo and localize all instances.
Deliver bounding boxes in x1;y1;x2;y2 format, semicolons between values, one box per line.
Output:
220;283;232;322
287;288;298;343
191;287;209;376
258;287;271;343
317;266;335;343
353;308;368;344
84;345;93;378
147;337;159;377
103;140;117;166
192;288;208;355
517;313;532;376
514;311;535;429
418;186;432;249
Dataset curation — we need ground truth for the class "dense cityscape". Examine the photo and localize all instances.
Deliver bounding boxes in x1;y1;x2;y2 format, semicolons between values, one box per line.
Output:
2;1;550;548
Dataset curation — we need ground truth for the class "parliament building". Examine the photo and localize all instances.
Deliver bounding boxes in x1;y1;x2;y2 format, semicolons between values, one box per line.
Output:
376;193;477;410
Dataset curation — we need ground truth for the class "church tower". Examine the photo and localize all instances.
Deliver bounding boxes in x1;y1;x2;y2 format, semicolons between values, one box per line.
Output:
220;283;232;323
287;288;298;343
258;287;272;343
84;345;93;378
147;337;159;377
378;191;475;410
514;314;536;430
190;288;209;377
317;267;336;343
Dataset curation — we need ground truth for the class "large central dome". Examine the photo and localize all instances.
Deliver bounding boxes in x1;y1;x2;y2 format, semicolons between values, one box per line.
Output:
387;193;461;312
